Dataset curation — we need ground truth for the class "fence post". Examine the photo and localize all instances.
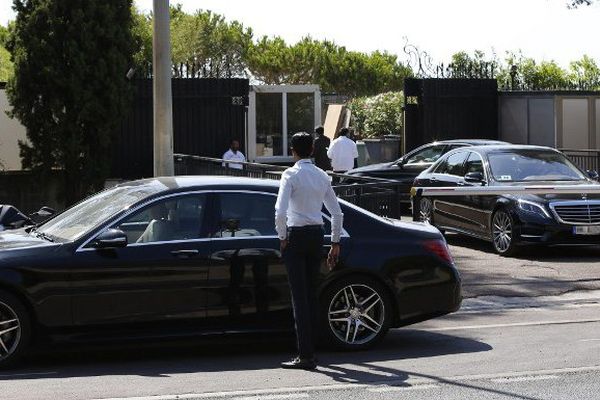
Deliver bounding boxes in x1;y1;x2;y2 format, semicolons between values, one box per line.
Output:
412;187;422;222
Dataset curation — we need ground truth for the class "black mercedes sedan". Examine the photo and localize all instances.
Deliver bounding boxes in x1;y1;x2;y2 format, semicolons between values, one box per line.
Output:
345;139;507;205
414;145;600;256
0;176;460;367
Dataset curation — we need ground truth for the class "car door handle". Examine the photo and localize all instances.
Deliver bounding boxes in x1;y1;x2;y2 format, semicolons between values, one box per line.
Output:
170;249;199;258
457;181;466;186
430;177;437;182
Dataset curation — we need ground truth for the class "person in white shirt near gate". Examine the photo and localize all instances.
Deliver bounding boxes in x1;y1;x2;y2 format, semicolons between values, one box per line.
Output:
222;139;246;170
327;128;358;173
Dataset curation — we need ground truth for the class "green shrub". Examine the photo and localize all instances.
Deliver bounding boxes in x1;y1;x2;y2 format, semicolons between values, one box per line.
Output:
348;91;403;139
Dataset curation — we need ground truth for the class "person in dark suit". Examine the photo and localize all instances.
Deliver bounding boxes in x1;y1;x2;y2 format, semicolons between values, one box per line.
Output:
312;126;331;171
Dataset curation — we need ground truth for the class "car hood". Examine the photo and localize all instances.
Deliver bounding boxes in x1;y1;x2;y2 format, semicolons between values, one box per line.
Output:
347;162;396;174
496;180;600;203
0;228;58;250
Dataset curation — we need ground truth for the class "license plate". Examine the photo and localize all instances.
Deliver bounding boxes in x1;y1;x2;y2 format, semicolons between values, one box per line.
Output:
573;226;600;235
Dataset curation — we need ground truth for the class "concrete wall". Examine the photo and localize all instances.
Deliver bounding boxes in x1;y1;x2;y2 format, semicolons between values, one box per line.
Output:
500;92;600;150
0;89;26;171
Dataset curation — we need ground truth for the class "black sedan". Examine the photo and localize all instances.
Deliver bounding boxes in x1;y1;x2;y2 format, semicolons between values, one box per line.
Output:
414;145;600;256
0;176;461;367
345;139;507;204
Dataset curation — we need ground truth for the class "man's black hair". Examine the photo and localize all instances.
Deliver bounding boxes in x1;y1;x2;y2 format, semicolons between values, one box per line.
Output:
291;132;313;158
314;125;324;135
338;127;349;136
230;138;239;145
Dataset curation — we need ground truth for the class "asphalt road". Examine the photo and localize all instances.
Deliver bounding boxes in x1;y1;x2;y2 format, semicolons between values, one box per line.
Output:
2;290;600;400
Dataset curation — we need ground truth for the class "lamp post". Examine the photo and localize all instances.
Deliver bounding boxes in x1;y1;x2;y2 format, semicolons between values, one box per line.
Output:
152;0;174;176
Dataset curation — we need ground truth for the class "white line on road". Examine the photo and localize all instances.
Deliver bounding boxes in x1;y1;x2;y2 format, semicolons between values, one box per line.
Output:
367;384;439;392
232;394;309;400
490;375;558;383
579;338;600;342
427;318;600;331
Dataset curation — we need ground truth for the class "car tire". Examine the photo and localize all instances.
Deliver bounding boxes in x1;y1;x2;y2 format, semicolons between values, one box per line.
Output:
0;290;31;369
319;276;391;351
491;209;519;256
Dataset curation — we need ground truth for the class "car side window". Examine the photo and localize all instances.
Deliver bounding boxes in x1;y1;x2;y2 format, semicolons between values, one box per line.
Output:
465;152;484;175
404;145;446;165
444;151;469;176
116;194;208;244
214;193;277;238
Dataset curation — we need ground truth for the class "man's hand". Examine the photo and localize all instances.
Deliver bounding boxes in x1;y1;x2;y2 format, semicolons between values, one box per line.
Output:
280;239;288;255
327;243;340;269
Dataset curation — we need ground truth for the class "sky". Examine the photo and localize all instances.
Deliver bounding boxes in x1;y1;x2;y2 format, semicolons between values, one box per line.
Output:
1;0;599;67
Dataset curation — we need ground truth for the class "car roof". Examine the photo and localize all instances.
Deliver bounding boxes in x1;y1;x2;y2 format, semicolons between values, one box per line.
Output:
433;139;509;145
117;175;281;195
464;144;559;154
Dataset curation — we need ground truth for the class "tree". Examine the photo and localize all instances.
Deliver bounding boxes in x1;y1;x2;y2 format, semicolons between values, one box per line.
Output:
7;0;136;205
0;24;13;82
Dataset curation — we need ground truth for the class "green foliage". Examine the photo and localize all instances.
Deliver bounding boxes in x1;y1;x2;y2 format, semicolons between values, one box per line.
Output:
247;36;412;96
7;0;136;204
348;92;404;138
0;24;13;82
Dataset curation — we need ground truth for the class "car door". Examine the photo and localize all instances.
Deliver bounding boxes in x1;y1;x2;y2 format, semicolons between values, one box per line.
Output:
70;193;212;326
204;191;293;331
430;150;469;229
459;151;491;235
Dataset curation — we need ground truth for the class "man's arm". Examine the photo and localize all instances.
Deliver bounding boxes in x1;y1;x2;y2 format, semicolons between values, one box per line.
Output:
275;171;293;242
323;184;344;243
352;141;359;158
327;140;335;159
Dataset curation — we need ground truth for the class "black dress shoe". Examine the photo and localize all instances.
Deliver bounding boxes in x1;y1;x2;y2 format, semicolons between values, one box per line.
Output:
280;357;317;370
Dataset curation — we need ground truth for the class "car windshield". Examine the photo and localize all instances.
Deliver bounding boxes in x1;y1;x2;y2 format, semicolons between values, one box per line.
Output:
36;180;168;242
488;150;586;182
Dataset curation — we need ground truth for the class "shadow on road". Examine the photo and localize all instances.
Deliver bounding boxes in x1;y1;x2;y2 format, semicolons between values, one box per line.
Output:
1;329;491;380
445;232;600;262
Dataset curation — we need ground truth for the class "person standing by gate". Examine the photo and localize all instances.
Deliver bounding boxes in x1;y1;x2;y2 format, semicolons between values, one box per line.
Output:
222;139;246;170
327;127;358;173
275;132;344;370
312;125;331;171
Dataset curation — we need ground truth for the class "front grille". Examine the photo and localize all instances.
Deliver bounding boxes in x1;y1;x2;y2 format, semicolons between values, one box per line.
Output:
551;201;600;225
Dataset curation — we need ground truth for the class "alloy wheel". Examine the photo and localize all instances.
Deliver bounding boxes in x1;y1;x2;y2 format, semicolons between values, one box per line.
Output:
0;301;21;363
419;198;433;223
328;284;385;345
492;211;513;253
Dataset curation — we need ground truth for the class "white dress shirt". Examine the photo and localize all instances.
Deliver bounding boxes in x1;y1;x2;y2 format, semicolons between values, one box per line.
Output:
222;149;246;170
275;159;344;243
327;136;358;172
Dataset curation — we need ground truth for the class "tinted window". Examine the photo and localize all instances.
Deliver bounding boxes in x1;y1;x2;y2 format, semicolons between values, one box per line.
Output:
465;152;484;175
117;194;208;244
437;151;468;176
488;150;586;182
405;145;446;165
216;193;277;237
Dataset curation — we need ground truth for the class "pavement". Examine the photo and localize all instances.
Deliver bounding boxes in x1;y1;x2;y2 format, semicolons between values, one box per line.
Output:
3;233;600;400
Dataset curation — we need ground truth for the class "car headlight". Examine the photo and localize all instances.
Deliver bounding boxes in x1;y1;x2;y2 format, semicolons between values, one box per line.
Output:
517;199;551;218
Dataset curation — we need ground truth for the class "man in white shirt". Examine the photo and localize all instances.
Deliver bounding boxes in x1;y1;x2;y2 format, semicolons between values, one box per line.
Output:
275;132;344;370
327;127;358;173
222;139;246;170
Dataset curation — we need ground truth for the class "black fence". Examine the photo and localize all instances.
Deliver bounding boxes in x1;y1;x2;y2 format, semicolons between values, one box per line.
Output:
174;154;405;219
561;149;600;173
111;78;249;180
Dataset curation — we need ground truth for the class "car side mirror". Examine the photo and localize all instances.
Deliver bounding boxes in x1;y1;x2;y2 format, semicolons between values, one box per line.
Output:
94;229;128;249
32;206;56;218
586;170;599;181
465;171;485;183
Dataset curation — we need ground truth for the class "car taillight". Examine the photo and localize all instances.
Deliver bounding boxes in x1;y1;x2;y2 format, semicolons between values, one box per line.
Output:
424;239;454;264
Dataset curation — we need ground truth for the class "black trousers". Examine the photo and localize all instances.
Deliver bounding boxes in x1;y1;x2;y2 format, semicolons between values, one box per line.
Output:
284;225;324;359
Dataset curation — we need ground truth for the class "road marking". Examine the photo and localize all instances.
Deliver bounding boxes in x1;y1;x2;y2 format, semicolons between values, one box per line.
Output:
233;394;309;400
579;338;600;342
368;384;438;392
0;371;57;378
90;365;600;400
490;375;558;383
427;318;600;331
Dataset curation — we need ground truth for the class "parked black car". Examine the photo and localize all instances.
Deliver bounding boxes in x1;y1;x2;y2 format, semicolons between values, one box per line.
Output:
344;139;507;204
413;145;600;256
0;176;461;367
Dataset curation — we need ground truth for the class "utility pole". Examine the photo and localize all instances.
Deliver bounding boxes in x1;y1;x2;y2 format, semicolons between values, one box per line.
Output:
152;0;174;176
